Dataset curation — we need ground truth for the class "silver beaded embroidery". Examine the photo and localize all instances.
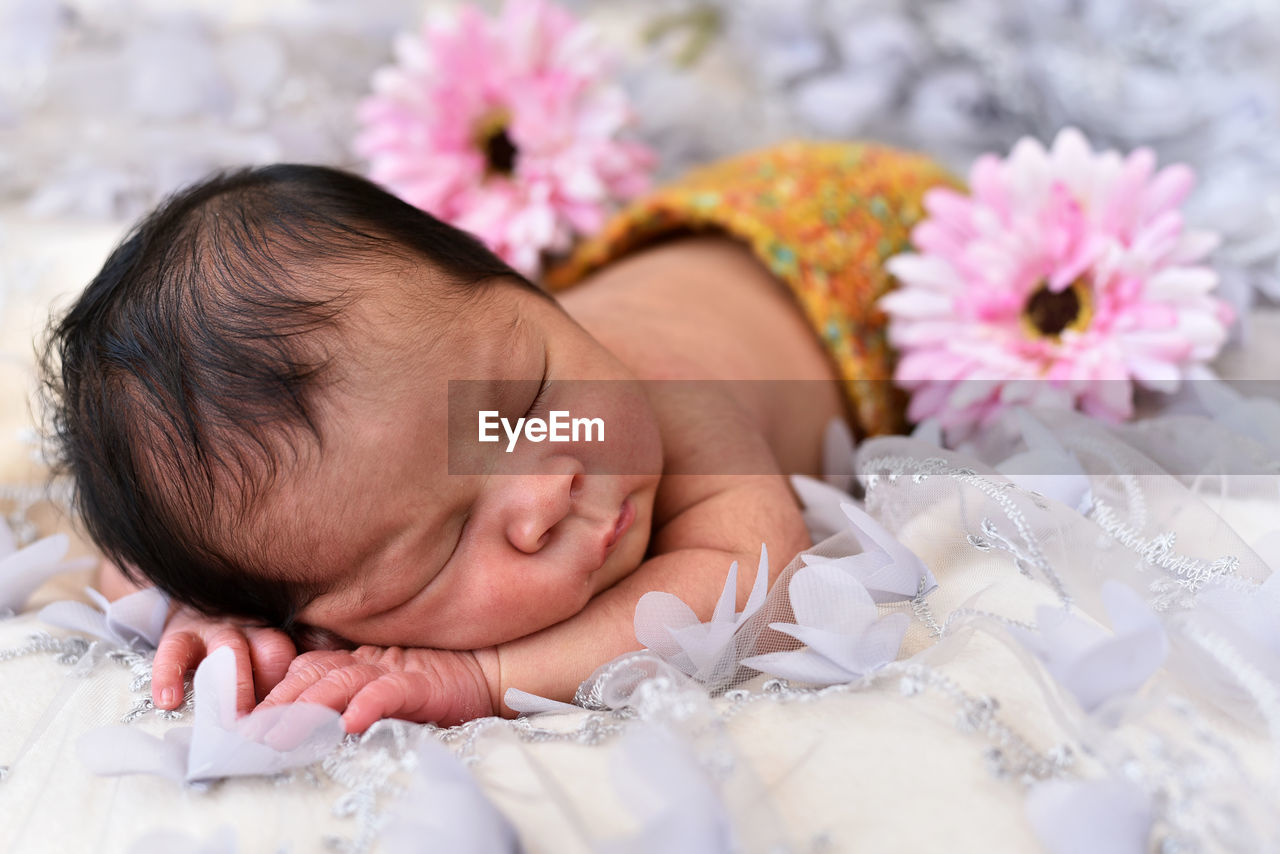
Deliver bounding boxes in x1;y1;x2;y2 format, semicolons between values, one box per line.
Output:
863;454;1073;606
0;631;90;665
1091;499;1241;593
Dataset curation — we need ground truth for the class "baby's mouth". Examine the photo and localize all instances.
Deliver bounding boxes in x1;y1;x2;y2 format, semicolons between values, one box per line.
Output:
605;497;635;550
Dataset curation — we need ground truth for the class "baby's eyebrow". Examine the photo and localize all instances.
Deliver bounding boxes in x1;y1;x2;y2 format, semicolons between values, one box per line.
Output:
301;512;404;606
345;508;461;619
508;308;543;363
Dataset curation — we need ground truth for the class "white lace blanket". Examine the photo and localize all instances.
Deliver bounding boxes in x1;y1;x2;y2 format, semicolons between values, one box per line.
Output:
3;202;1279;852
2;396;1279;853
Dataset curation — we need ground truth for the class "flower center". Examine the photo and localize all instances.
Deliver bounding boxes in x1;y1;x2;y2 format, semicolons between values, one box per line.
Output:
473;110;518;176
1022;279;1093;339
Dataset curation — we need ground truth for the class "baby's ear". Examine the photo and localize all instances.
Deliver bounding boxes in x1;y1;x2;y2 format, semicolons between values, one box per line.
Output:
290;623;355;652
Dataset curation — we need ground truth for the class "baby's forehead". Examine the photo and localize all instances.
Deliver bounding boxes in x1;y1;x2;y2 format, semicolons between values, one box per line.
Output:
343;276;542;372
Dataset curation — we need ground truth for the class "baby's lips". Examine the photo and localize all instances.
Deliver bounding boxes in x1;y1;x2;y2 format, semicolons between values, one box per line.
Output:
604;496;635;550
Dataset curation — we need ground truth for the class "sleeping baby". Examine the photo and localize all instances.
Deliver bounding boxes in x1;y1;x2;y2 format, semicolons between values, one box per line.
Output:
43;142;955;732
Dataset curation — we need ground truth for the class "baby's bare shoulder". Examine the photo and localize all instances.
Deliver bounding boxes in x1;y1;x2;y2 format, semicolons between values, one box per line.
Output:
558;236;829;383
641;381;808;558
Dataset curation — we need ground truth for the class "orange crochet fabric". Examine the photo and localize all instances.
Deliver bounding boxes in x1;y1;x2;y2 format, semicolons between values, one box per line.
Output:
545;141;960;437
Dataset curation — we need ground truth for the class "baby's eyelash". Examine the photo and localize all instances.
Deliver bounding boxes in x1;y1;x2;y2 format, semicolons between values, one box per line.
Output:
446;513;469;566
526;380;549;416
526;363;550;416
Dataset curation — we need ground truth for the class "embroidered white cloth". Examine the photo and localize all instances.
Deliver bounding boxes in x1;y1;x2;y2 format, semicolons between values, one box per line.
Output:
2;393;1278;852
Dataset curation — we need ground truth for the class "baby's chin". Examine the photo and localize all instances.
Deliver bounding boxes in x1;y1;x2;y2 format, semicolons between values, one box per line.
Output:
591;541;646;600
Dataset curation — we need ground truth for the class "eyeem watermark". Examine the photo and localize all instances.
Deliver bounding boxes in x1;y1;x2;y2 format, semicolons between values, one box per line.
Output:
478;410;605;453
451;379;1280;475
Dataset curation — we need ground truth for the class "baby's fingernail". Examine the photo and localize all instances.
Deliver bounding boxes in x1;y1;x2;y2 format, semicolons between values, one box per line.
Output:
159;688;177;708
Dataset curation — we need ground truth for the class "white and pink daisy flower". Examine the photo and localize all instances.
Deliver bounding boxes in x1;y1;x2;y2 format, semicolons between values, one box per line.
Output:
882;128;1234;441
354;0;654;277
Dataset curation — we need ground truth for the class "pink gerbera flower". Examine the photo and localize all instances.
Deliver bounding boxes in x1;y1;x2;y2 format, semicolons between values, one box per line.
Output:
882;128;1234;441
354;0;654;276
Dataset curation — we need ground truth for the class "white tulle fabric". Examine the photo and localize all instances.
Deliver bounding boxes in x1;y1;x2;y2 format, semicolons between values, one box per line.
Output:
3;388;1280;852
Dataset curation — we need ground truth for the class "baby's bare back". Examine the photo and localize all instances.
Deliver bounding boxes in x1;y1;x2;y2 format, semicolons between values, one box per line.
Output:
558;234;846;481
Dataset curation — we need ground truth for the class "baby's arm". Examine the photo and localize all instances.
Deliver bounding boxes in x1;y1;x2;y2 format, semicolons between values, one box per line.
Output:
261;472;808;731
98;560;296;714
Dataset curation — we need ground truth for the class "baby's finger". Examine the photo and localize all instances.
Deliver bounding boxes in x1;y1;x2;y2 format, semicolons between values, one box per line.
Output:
342;672;440;734
151;631;204;710
259;651;356;708
204;627;256;715
246;628;297;701
294;664;387;716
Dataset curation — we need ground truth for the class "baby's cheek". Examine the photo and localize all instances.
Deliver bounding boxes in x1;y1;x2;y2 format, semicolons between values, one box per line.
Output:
456;573;583;644
515;577;593;633
608;403;663;476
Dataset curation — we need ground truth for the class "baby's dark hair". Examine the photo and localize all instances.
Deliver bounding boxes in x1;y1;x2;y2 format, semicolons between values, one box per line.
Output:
41;164;534;636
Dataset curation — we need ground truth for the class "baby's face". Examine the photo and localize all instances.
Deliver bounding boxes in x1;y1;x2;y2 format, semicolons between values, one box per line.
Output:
276;278;662;650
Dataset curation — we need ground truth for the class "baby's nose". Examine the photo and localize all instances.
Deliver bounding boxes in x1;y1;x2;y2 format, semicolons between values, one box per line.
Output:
503;469;583;554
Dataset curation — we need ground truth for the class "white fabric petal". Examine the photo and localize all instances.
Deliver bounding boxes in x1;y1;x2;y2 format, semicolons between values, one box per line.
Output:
911;418;944;448
767;623;873;671
77;726;191;783
853;613;911;672
741;545;770;619
1026;778;1152;854
769;614;907;677
599;726;736;854
634;592;701;658
504;688;582;716
38;598;110;641
1198;570;1280;656
740;648;860;686
838;503;938;598
127;826;238;854
796;554;893;611
997;410;1093;514
381;740;520;854
80;647;343;783
1014;583;1167;714
99;587;169;649
42;587;168;649
1033;605;1110;662
791;474;856;542
821;417;857;491
666;621;740;676
709;562;740;626
0;534;96;614
1062;626;1168;713
0;519;15;557
187;648;344;781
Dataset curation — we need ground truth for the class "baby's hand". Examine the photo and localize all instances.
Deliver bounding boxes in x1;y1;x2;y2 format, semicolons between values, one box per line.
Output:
258;646;496;733
152;608;297;715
